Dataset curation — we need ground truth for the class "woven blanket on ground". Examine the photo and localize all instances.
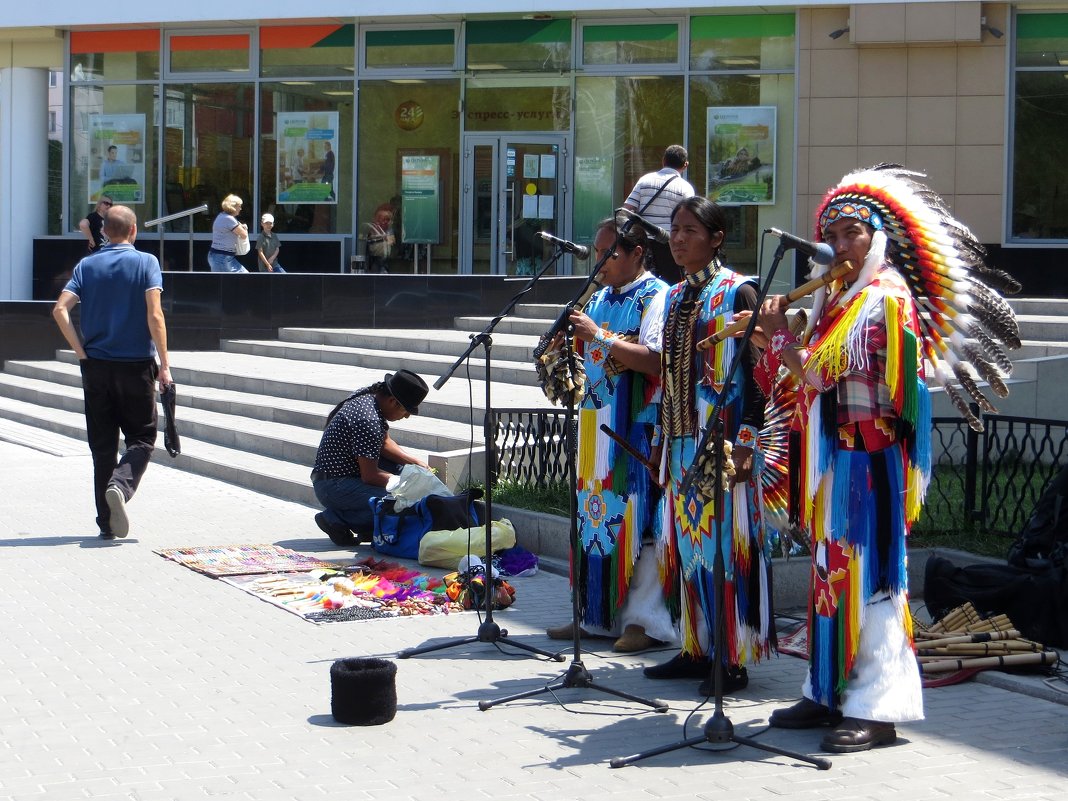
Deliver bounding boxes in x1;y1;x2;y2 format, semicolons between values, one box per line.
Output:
777;620;809;659
221;557;464;623
155;544;341;577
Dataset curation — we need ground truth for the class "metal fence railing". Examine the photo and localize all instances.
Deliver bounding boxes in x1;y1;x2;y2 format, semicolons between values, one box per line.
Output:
494;404;1068;535
492;408;574;489
923;411;1068;535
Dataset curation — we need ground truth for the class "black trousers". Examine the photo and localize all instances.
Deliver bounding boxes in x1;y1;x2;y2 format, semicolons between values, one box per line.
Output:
79;358;158;533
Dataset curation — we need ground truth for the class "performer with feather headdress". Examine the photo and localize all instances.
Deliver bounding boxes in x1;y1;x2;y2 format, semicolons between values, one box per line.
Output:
757;164;1020;753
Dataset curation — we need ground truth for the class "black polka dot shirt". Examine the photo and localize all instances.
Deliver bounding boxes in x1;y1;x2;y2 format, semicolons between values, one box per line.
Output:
312;394;388;480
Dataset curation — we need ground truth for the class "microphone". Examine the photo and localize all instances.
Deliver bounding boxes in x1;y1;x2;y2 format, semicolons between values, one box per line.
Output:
616;207;670;244
536;231;590;259
765;228;834;265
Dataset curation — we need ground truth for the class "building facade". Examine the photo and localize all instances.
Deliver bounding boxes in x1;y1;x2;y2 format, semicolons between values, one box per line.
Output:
1;2;1065;300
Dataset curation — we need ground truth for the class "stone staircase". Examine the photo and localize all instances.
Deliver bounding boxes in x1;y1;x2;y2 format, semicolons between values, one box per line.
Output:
0;302;562;508
1;295;1066;516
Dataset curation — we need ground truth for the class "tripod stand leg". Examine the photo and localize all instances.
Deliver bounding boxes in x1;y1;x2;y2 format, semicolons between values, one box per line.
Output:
399;623;565;660
480;659;668;712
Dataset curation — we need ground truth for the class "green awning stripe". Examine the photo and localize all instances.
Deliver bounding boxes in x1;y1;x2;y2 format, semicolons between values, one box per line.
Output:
317;25;356;48
1017;13;1068;39
366;29;455;48
584;24;677;44
466;20;571;45
691;14;795;40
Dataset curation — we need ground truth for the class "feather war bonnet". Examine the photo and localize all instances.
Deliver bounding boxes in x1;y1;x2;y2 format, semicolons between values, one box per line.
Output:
809;163;1021;431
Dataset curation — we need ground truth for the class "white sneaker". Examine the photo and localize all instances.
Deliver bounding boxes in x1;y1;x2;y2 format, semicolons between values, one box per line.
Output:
105;485;129;538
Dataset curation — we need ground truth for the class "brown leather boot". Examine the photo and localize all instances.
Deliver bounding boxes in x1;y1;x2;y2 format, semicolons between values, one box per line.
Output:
612;624;659;653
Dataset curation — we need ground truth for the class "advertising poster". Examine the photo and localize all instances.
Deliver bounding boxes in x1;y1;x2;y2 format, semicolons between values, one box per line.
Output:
277;111;338;204
89;114;146;204
706;106;776;205
401;154;440;244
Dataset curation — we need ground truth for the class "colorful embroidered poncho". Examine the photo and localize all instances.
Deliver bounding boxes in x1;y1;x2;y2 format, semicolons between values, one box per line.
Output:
658;265;773;665
768;266;932;709
574;274;668;630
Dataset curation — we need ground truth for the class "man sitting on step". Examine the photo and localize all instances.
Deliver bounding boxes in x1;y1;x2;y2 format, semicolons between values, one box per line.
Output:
311;369;430;545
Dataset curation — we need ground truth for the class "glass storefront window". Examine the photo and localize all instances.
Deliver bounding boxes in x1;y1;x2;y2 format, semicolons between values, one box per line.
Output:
466;20;571;72
581;23;679;67
162;83;254;234
70;30;160;81
1014;13;1068;67
168;32;251;75
687;73;795;275
357;80;460;272
1012;70;1068;239
364;28;456;70
690;14;795;71
261;25;355;77
1010;14;1068;240
574;76;685;241
464;76;570;132
259;82;352;234
69;83;159;237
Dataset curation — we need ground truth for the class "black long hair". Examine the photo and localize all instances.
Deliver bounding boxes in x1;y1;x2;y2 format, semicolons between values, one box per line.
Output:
325;382;386;426
599;215;650;269
670;196;730;259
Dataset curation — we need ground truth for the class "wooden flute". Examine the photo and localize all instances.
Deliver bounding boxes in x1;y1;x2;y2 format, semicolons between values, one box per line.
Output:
695;261;854;352
599;424;658;473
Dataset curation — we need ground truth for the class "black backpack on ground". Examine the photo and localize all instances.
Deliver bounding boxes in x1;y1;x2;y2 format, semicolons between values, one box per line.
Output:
924;556;1068;648
1007;465;1068;570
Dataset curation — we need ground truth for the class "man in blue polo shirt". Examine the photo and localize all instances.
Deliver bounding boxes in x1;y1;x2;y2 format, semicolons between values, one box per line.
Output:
53;204;173;540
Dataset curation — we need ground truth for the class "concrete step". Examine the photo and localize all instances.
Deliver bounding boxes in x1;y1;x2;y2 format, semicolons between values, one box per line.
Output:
0;391;400;508
220;338;542;387
453;315;558;338
0;417;87;457
0;370;478;460
278;327;542;366
1013;340;1068;360
1007;297;1068;316
38;349;551;417
1014;314;1068;343
514;302;562;320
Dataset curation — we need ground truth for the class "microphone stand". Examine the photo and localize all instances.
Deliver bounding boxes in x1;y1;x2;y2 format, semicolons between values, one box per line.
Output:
398;250;571;662
480;217;667;712
610;239;831;770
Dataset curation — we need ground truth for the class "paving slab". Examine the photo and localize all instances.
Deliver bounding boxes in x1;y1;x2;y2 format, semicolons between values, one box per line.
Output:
1;440;1066;801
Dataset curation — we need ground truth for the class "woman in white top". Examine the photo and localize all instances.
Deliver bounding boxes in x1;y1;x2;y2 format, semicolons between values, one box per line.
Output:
207;194;249;273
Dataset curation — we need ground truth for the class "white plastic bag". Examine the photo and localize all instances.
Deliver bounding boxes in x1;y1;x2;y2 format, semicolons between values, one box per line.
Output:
418;519;517;568
386;464;450;511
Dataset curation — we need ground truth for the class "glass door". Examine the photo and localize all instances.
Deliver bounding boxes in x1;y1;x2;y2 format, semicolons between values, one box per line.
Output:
461;134;569;275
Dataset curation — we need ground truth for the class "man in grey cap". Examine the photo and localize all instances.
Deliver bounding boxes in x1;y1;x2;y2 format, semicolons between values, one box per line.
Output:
311;369;430;545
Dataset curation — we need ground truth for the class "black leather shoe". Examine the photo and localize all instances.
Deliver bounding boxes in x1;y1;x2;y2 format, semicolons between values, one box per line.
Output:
820;717;896;753
643;652;710;680
769;698;844;729
697;665;748;696
315;512;356;546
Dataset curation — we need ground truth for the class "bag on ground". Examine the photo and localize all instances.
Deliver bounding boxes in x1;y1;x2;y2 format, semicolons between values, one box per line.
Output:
418;518;516;568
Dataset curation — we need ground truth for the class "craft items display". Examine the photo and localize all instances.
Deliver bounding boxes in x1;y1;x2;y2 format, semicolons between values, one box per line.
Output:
222;558;463;622
155;544;339;577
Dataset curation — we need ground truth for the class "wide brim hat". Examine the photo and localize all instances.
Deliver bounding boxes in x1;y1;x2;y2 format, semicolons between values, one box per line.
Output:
384;369;428;415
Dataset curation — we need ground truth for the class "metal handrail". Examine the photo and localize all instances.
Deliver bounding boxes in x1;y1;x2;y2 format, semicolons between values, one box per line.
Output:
144;204;209;271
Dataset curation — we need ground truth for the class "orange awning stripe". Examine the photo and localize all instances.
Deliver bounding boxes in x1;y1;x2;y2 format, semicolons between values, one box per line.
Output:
71;29;160;54
260;25;343;49
170;34;250;52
